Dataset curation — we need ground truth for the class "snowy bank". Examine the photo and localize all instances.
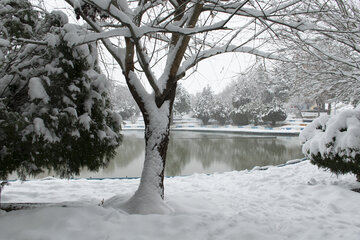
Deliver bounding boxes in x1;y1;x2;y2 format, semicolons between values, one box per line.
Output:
1;160;360;240
124;124;302;136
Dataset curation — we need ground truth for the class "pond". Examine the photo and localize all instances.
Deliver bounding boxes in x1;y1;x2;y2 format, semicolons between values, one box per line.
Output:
10;131;304;179
76;131;304;178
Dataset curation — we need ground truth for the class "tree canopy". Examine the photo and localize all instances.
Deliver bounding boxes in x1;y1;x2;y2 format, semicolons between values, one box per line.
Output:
272;0;360;105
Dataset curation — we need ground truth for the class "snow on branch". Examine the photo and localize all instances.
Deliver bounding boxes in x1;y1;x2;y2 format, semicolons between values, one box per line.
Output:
134;38;161;97
63;0;355;109
10;38;48;46
204;0;302;17
64;0;126;69
203;0;322;33
75;28;131;44
140;20;230;37
85;0;135;25
157;2;204;93
178;45;285;77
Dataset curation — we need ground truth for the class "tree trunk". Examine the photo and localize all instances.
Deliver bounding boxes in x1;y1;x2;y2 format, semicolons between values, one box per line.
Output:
141;108;171;201
202;117;210;125
120;92;176;214
272;120;276;126
0;185;2;210
327;103;332;115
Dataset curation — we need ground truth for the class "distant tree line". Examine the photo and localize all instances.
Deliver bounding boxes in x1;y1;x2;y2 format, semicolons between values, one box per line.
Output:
112;61;288;126
193;61;288;126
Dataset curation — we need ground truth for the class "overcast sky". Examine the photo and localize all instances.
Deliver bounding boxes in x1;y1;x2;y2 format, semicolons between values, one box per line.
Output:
39;0;256;94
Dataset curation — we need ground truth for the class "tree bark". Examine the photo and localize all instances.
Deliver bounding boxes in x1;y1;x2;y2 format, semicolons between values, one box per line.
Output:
121;106;172;214
121;85;176;214
141;107;171;200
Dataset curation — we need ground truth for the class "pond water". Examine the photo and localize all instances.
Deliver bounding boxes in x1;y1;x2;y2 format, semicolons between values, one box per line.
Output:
75;131;304;178
11;131;304;180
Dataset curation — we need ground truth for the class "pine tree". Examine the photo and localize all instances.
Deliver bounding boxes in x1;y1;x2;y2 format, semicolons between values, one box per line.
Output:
230;61;288;126
212;100;231;125
112;85;139;121
262;105;287;126
173;84;191;116
194;86;215;125
230;81;255;126
0;0;122;180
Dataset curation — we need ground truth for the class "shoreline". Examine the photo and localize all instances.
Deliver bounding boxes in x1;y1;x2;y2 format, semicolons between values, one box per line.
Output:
123;124;302;136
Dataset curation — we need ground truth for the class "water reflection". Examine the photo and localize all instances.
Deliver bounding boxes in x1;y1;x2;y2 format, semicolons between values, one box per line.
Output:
165;132;303;176
14;131;304;179
81;131;303;178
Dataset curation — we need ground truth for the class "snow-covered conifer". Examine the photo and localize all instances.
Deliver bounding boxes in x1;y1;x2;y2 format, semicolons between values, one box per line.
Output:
0;0;122;180
262;105;287;126
173;84;191;116
230;61;288;126
193;86;215;125
112;85;139;121
230;78;259;125
212;100;231;125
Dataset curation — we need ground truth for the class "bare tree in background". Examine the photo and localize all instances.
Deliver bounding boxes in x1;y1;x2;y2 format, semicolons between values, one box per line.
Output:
58;0;345;214
275;0;360;105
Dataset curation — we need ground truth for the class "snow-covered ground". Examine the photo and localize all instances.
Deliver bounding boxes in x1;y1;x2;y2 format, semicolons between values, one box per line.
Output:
1;160;360;240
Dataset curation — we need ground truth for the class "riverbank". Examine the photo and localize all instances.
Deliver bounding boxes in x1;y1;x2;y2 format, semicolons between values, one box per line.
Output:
1;160;359;240
123;122;304;136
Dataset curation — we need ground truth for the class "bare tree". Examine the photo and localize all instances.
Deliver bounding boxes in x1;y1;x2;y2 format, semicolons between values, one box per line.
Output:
274;0;360;105
56;0;341;213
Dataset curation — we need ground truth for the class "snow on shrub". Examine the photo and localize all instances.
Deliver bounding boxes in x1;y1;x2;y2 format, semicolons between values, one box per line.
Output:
300;109;360;181
230;108;251;126
0;0;122;180
212;100;230;125
262;106;287;126
193;86;215;125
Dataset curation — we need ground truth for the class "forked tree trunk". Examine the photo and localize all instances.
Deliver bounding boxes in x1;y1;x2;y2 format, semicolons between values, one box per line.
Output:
121;88;176;214
116;1;202;214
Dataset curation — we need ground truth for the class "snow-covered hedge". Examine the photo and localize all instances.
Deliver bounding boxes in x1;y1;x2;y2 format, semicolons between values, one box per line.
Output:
300;109;360;180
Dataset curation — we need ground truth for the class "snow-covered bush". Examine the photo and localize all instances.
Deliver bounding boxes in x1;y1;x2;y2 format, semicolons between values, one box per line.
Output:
300;110;360;181
230;75;269;126
118;104;138;121
193;86;215;125
112;85;139;121
230;109;251;126
262;106;287;126
230;84;252;125
212;100;230;125
229;61;289;126
173;84;191;116
0;0;122;180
